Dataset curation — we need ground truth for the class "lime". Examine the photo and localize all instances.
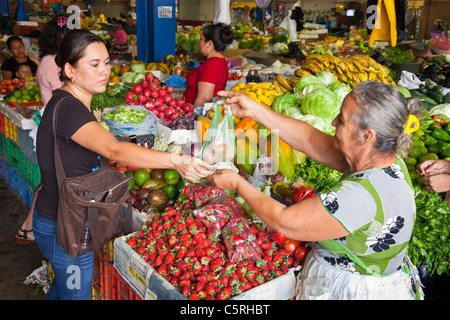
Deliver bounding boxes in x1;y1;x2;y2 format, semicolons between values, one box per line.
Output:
128;179;136;191
9;96;17;103
14;90;22;98
124;169;134;177
164;169;181;185
163;185;177;199
28;89;35;97
134;168;151;187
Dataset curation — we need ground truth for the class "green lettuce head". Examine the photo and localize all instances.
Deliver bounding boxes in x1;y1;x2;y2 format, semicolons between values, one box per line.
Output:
300;88;340;125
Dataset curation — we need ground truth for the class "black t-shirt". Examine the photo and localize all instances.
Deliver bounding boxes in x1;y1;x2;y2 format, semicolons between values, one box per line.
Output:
35;89;99;221
1;56;38;75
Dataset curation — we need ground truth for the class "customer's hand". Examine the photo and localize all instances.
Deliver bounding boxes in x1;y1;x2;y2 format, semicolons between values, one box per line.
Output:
173;155;214;181
417;159;450;176
422;173;450;193
216;90;264;119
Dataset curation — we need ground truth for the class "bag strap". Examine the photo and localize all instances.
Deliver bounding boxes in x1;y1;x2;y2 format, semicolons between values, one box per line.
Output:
318;240;385;277
51;96;71;189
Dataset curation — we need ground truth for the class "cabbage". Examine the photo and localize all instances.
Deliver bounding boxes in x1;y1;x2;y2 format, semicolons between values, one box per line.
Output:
315;71;337;87
329;82;351;104
294;75;321;93
283;106;303;119
130;63;145;73
427;104;450;118
272;93;301;114
300;83;328;100
300;88;340;124
121;72;138;84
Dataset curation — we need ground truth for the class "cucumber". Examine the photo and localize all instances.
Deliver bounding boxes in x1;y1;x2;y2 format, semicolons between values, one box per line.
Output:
444;92;450;104
432;85;444;94
419;84;429;94
425;78;434;90
410;89;438;106
427;90;444;104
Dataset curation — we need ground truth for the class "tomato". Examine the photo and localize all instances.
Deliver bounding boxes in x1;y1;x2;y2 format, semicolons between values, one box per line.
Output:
294;246;310;263
272;230;288;244
283;239;300;256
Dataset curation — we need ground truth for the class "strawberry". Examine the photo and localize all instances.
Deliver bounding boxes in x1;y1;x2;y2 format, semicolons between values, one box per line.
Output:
181;285;190;296
154;255;163;267
179;271;192;280
196;273;209;283
218;275;229;288
188;293;200;300
205;285;215;296
164;253;175;264
179;279;191;287
176;247;187;259
127;236;137;247
171;267;181;278
157;263;168;276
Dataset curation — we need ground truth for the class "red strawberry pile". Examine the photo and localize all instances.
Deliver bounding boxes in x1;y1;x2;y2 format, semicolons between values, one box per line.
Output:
126;181;304;300
124;72;195;126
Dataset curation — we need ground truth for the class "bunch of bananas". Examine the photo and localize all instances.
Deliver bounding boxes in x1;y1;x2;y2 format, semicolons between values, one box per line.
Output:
272;74;300;94
295;54;395;87
230;81;280;107
157;54;191;74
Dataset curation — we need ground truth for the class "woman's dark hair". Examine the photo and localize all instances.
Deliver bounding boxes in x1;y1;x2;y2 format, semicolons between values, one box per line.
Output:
56;29;105;82
39;16;69;59
202;23;233;52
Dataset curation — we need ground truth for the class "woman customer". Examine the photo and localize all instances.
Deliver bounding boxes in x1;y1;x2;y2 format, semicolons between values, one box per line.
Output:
37;16;69;106
209;81;424;300
184;23;233;108
33;29;213;300
1;36;38;80
15;16;69;245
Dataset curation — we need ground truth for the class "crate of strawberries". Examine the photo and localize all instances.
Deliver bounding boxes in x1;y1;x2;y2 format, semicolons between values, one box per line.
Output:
114;181;306;300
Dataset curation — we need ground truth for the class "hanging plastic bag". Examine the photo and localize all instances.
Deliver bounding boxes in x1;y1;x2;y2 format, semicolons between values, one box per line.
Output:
222;214;261;263
200;100;236;166
193;195;242;237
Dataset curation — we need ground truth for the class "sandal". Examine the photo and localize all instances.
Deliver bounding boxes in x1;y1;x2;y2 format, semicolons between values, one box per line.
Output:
15;227;35;245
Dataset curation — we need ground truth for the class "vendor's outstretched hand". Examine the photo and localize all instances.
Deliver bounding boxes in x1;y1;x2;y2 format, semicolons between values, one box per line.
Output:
208;169;242;192
217;90;264;119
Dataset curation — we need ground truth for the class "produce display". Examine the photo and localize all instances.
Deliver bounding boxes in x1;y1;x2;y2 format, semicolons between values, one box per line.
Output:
125;180;307;300
3;83;42;105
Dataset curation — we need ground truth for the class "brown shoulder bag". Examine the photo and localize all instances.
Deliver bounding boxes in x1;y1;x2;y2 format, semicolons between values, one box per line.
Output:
52;97;132;257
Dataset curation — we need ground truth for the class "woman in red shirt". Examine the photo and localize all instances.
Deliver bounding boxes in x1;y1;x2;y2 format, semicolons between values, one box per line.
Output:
184;23;233;107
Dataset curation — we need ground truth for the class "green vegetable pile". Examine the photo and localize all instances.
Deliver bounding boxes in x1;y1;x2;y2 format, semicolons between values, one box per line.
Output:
383;46;415;64
293;157;342;193
406;112;450;185
91;84;128;110
103;105;147;124
408;186;450;275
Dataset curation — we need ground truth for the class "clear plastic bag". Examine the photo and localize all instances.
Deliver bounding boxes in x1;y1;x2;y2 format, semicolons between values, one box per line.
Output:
183;181;225;208
193;196;242;237
200;101;236;165
222;214;261;263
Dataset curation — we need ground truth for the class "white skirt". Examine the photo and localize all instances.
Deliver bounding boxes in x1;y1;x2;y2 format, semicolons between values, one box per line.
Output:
295;245;422;300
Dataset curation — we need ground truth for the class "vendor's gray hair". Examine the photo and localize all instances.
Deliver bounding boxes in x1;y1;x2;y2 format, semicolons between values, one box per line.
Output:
350;81;423;158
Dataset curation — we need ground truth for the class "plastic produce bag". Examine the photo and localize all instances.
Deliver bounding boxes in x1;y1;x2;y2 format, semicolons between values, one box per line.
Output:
183;181;225;208
222;214;261;263
103;105;161;137
200;101;236;165
193;196;242;236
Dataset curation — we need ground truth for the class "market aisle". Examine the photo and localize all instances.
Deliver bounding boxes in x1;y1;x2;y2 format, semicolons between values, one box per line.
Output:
0;179;45;300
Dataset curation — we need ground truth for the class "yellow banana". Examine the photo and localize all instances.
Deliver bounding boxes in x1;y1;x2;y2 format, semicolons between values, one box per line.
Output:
276;75;293;92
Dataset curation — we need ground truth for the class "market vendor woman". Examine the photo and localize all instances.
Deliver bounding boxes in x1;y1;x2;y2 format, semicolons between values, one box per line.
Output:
209;81;424;300
184;23;232;108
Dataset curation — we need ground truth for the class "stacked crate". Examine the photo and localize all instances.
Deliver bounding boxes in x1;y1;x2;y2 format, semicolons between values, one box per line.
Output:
0;103;40;209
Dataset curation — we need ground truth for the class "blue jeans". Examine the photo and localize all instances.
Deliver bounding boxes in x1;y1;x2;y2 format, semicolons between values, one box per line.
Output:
32;209;94;300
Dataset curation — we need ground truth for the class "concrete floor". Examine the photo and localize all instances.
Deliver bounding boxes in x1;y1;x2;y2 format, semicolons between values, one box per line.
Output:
0;179;45;300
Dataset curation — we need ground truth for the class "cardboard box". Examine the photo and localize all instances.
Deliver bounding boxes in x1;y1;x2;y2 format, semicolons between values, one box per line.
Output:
113;235;297;300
